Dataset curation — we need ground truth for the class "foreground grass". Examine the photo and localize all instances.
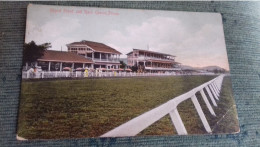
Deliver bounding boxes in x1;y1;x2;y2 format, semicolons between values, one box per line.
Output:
139;76;239;136
18;76;239;139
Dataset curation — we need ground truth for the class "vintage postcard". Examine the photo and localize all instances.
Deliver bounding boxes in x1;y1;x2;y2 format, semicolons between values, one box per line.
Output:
17;4;239;140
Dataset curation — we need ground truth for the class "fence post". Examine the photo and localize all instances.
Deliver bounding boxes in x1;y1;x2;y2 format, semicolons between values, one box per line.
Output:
27;71;29;79
217;78;221;90
220;75;224;89
169;108;188;135
213;82;220;94
211;83;219;97
205;86;217;107
216;76;221;89
200;89;216;116
209;84;219;100
191;95;212;133
216;74;224;90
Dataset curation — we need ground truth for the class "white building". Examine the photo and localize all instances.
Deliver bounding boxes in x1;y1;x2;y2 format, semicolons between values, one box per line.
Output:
67;40;122;69
127;49;181;73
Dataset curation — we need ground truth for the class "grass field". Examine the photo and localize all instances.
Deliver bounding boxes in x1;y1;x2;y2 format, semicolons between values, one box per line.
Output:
17;75;239;139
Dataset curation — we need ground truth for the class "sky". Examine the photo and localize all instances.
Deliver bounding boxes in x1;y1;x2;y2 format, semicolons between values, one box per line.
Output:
26;4;230;70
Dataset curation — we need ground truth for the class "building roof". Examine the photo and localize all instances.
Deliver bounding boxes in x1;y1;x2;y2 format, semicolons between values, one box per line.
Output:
37;50;93;63
126;49;176;57
67;40;121;54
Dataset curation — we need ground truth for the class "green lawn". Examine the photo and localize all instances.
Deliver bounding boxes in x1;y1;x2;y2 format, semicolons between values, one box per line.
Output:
139;76;239;136
17;76;239;139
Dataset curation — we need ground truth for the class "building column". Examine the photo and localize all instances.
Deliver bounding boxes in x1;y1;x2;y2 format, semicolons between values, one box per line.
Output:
106;54;108;61
48;62;51;71
72;63;74;70
91;64;94;69
83;63;85;69
92;52;94;60
99;65;101;69
151;61;153;67
144;61;146;67
100;53;102;61
60;62;62;71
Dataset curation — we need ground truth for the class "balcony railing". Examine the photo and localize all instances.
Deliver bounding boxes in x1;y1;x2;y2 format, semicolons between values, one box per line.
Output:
145;66;181;71
84;57;120;63
137;56;175;62
93;58;120;63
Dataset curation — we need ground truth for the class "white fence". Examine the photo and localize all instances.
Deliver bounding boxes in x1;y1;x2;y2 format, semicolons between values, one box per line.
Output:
101;74;225;137
22;70;218;79
22;71;178;79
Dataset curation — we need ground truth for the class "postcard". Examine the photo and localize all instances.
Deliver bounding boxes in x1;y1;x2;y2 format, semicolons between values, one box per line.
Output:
17;4;239;140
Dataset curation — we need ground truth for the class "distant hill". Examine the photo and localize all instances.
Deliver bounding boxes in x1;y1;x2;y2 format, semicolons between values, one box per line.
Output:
199;66;226;72
180;65;226;73
180;65;195;70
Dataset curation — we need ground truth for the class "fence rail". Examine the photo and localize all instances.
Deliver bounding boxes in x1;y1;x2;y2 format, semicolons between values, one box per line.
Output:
100;74;225;137
22;71;218;79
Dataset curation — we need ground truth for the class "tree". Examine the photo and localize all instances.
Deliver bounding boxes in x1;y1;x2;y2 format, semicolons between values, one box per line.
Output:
23;41;51;69
213;69;218;74
131;64;138;72
119;61;126;69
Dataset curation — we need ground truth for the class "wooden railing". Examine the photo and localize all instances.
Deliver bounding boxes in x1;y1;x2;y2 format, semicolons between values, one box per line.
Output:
100;74;225;137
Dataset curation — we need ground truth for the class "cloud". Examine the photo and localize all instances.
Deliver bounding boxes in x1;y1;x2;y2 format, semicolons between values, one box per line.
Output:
26;17;81;50
103;16;186;55
102;16;229;70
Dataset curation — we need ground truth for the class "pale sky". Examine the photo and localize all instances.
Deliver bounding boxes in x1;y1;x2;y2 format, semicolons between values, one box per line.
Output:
26;4;230;70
